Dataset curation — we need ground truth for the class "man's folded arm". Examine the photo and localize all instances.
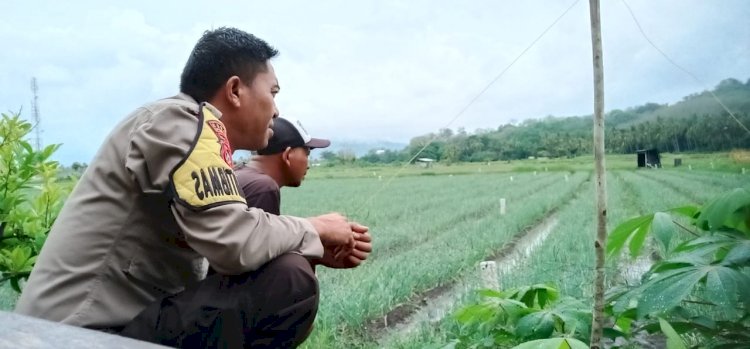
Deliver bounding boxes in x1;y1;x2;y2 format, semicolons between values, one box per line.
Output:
172;203;323;274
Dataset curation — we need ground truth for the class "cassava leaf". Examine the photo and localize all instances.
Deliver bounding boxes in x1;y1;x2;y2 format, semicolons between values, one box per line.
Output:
659;318;687;349
672;235;735;262
732;269;750;311
695;188;750;234
477;288;505;298
667;205;699;219
650;261;695;274
629;220;651;257
508;284;559;309
705;266;740;315
652;212;676;253
509;338;589;349
455;304;496;324
615;315;633;334
638;266;708;317
721;240;750;266
556;310;591;343
516;311;556;340
607;214;653;256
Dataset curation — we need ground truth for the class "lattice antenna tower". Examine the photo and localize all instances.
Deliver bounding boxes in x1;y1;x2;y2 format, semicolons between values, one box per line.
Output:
30;77;42;151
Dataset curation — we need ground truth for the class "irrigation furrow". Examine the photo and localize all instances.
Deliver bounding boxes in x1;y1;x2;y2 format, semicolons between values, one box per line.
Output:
367;174;590;344
379;214;561;345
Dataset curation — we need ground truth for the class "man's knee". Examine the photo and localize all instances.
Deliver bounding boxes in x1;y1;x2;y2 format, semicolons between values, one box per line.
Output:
247;254;319;347
258;254;318;300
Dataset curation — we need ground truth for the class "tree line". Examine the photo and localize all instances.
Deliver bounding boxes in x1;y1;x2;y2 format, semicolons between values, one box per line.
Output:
326;78;750;165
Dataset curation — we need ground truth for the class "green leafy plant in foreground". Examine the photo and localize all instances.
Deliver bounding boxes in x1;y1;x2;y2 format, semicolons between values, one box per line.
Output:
444;187;750;348
607;187;750;348
444;284;591;348
0;112;69;292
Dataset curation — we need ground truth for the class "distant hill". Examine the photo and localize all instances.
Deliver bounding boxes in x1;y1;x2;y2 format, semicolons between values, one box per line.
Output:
629;80;750;126
313;139;406;159
361;77;750;164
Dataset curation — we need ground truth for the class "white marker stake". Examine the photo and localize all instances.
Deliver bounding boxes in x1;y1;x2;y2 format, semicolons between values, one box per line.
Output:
689;165;692;170
510;176;514;181
378;175;382;181
565;174;569;182
479;261;499;290
499;198;506;215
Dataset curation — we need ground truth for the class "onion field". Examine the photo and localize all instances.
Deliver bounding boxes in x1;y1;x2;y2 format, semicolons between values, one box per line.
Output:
0;157;746;348
278;166;748;348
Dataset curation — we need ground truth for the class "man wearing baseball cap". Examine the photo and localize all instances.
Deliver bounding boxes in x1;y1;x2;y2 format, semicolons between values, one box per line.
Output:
236;117;370;268
236;117;329;214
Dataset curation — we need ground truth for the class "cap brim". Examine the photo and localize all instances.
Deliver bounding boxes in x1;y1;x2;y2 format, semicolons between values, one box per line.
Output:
305;138;330;149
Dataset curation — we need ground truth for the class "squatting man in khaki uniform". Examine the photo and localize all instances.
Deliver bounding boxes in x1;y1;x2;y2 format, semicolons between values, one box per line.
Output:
15;27;372;348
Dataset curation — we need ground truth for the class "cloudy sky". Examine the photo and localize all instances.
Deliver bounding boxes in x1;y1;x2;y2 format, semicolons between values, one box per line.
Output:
1;0;748;164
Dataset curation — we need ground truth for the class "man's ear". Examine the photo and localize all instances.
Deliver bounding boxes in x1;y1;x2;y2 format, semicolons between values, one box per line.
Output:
281;147;293;166
224;76;243;108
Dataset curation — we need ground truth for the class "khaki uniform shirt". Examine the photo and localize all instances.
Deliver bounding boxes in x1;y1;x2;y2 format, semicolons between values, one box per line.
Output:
14;94;323;328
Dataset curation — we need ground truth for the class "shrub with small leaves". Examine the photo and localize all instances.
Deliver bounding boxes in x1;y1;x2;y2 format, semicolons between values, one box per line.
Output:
0;112;70;292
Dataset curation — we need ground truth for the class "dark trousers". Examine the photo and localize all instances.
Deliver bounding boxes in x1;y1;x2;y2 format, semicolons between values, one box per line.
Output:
116;254;319;349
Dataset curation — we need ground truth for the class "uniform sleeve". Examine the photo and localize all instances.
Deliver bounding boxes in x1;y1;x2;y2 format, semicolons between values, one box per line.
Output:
171;204;322;274
125;101;323;275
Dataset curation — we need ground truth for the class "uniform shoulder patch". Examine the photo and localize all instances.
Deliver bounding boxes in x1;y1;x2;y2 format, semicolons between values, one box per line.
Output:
171;104;246;209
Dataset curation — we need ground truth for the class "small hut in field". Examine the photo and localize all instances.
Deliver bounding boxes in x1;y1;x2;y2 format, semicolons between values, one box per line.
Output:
636;148;661;168
416;158;435;168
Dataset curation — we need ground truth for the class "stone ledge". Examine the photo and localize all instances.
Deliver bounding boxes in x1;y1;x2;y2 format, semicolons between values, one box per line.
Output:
0;311;168;348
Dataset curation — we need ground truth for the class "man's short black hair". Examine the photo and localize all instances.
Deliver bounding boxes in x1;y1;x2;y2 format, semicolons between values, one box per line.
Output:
180;27;279;102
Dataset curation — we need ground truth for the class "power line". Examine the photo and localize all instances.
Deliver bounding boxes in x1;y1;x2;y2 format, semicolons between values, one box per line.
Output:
620;0;750;136
353;0;583;215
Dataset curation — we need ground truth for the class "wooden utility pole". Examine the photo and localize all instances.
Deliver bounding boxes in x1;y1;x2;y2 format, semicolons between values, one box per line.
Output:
588;0;607;348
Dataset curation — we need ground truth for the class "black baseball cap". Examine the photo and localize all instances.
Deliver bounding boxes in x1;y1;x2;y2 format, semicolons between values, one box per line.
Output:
257;117;331;155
